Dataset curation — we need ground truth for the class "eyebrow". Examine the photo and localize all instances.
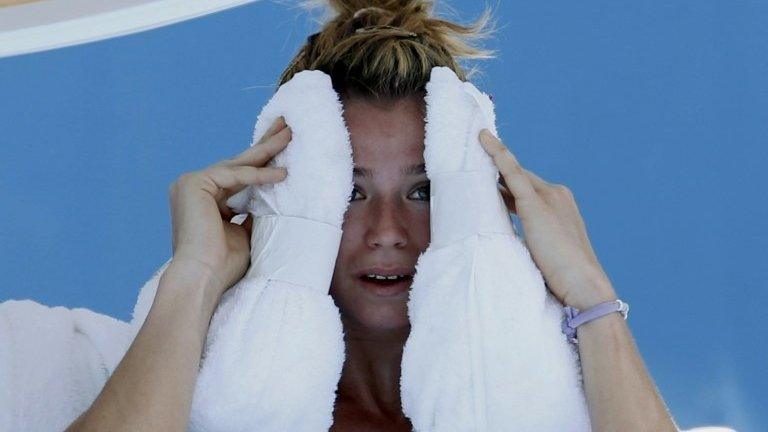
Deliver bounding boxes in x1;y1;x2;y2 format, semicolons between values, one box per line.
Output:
353;163;426;178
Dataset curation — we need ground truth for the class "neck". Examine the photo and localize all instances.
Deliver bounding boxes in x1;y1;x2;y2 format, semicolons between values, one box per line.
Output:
336;314;410;419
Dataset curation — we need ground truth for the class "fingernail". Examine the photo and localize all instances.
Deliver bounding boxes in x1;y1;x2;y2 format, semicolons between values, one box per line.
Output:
272;116;286;130
479;129;490;141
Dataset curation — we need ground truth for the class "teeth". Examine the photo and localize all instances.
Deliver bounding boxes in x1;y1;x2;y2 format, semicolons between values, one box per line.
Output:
366;274;407;280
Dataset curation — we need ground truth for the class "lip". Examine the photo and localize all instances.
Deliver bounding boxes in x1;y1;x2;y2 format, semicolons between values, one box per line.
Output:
356;267;415;278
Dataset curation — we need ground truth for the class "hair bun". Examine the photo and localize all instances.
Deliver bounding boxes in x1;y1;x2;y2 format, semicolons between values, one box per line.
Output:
283;0;496;98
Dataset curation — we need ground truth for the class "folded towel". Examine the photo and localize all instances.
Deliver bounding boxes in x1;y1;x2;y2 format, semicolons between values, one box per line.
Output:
187;69;353;432
127;70;353;432
128;69;352;432
400;66;591;431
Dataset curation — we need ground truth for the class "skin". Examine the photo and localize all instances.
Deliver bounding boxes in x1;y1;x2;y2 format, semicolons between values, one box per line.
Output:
329;94;429;431
66;90;680;432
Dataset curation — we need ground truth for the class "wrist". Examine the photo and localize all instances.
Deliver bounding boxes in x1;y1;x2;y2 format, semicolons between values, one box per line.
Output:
157;260;223;318
562;275;617;310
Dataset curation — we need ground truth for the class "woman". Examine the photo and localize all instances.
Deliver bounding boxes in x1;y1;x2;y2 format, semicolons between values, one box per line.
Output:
65;1;681;431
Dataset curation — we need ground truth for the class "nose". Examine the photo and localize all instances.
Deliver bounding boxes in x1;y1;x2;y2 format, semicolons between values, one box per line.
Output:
366;199;408;249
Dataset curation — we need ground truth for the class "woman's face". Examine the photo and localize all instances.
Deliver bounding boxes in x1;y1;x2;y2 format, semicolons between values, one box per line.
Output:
329;94;430;335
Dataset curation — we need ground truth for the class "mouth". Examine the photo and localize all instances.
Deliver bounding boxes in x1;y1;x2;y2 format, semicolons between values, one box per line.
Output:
356;267;414;297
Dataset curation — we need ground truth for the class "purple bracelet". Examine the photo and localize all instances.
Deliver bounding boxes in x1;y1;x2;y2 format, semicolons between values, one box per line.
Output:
561;299;629;344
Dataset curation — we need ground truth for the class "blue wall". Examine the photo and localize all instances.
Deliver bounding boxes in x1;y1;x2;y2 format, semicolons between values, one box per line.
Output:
1;1;764;430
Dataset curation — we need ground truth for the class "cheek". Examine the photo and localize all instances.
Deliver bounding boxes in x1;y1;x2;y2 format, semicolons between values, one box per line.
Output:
332;205;367;282
409;205;431;251
414;206;430;248
337;206;367;256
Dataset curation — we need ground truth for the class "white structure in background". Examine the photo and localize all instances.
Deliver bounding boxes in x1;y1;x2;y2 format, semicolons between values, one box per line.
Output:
0;0;259;58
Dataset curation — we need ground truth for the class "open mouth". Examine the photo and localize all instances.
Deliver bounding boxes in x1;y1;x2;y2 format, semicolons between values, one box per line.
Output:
358;273;414;297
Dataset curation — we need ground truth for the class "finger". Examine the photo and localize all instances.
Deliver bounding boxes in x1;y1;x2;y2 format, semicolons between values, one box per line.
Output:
479;129;539;202
205;165;287;218
257;115;288;144
522;168;553;195
217;126;291;168
521;168;595;257
212;115;286;167
199;165;288;196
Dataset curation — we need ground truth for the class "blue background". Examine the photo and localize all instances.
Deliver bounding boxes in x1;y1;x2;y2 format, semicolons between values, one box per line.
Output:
1;1;764;430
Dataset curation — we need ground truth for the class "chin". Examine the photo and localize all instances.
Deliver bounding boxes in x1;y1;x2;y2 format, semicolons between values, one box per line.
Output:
330;279;414;335
361;307;410;332
340;299;411;335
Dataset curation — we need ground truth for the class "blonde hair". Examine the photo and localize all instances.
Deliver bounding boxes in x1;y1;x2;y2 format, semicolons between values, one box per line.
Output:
279;0;497;100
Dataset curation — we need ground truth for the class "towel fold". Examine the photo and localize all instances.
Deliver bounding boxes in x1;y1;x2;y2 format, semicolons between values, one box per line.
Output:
400;66;591;431
185;69;354;432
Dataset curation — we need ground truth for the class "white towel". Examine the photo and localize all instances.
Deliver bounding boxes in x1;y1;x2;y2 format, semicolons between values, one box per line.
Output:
400;66;591;431
0;299;133;431
187;69;353;432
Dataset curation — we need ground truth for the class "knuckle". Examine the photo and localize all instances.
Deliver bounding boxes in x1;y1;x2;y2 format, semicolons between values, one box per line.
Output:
495;148;519;166
216;165;237;181
214;157;234;167
552;184;573;199
491;143;508;158
504;157;524;175
513;163;525;176
175;172;196;187
177;171;195;183
173;171;206;191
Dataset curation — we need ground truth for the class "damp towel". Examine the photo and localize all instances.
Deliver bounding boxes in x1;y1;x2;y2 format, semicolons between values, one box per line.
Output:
400;66;592;431
0;66;737;432
128;69;355;432
187;69;354;432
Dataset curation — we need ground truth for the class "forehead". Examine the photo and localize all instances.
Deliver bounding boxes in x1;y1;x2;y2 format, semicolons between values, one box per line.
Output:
341;95;426;165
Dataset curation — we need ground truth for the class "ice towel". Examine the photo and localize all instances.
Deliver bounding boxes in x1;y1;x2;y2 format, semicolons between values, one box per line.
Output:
129;69;354;432
0;66;737;432
188;69;353;432
401;67;592;431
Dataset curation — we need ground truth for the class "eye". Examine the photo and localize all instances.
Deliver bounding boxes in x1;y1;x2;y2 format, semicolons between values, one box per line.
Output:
407;182;430;201
349;186;366;202
349;184;429;202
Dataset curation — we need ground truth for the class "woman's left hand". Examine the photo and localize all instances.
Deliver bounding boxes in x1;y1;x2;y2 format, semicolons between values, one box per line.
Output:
479;129;618;310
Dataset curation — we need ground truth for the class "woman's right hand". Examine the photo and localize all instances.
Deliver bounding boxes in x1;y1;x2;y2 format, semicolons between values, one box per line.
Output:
168;116;291;300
